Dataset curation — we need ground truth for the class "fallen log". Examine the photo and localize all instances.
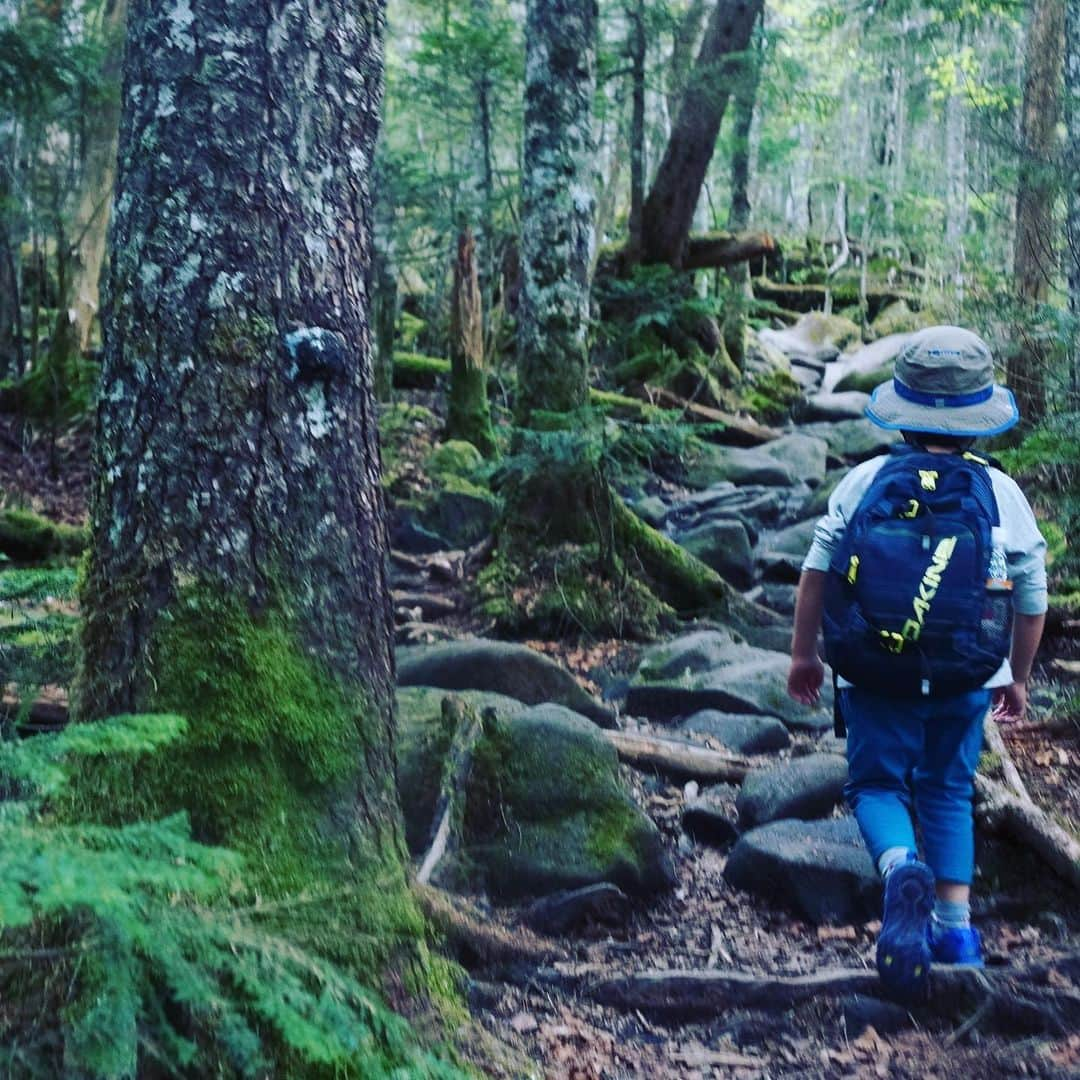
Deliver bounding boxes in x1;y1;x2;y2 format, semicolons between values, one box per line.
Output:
983;714;1031;802
597;230;778;277
605;730;751;784
753;276;918;318
624;383;780;446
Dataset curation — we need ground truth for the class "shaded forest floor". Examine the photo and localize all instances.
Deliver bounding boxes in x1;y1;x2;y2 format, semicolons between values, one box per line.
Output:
4;404;1080;1079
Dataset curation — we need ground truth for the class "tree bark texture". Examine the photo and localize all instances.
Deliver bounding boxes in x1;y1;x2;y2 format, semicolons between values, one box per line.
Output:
944;28;967;312
666;0;708;120
1010;0;1066;423
640;0;763;267
1066;0;1080;398
517;0;598;422
60;0;127;356
627;0;646;256
79;0;397;849
447;226;496;454
724;15;763;368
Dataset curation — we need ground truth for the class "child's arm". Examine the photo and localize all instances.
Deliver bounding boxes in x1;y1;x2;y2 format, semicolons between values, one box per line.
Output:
994;611;1046;719
788;569;826;704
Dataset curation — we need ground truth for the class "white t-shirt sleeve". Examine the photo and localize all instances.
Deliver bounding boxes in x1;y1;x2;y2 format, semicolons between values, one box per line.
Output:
989;469;1048;616
801;457;887;573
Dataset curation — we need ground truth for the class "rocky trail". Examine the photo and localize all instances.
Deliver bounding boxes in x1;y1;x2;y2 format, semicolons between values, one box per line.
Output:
5;315;1080;1078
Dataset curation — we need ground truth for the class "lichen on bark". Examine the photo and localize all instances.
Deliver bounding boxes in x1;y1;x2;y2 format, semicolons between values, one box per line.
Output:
516;0;598;424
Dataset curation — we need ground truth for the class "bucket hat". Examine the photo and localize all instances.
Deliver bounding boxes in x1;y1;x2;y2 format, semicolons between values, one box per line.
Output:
865;325;1019;436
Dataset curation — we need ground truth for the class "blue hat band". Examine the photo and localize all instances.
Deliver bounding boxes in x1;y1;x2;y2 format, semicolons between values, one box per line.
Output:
892;379;994;409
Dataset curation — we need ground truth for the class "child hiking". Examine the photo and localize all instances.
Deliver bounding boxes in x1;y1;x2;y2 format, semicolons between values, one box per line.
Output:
786;325;1047;1004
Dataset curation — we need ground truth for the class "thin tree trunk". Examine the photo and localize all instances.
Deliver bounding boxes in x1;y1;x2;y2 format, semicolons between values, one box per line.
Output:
55;0;126;357
447;226;496;455
1066;0;1080;401
1010;0;1066;424
78;0;399;868
640;0;763;267
944;27;968;313
724;14;763;369
627;0;646;256
517;0;598;422
666;0;708;120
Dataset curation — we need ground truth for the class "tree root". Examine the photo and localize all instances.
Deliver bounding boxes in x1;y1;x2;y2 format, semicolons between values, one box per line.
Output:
605;729;750;783
582;956;1080;1036
416;884;565;974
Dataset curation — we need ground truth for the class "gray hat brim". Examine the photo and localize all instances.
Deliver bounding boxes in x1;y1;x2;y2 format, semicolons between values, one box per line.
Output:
865;381;1019;436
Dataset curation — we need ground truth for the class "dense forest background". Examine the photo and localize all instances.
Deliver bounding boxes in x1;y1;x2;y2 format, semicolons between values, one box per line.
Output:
0;0;1079;1077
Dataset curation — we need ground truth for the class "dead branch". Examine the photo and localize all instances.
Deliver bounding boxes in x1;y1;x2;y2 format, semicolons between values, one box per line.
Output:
416;697;483;887
605;730;751;784
624;383;780;446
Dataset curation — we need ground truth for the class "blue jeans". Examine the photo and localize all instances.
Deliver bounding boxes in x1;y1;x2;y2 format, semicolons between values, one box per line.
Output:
842;686;990;884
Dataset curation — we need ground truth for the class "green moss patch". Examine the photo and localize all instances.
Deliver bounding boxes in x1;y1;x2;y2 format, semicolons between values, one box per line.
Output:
0;507;88;563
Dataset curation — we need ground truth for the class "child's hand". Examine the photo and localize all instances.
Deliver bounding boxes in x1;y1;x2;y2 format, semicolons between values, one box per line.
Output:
788;655;825;705
993;681;1027;723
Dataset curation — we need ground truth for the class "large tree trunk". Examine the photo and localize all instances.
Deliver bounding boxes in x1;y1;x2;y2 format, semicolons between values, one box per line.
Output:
640;0;763;267
78;0;399;872
447;226;496;454
516;0;598;422
1010;0;1066;424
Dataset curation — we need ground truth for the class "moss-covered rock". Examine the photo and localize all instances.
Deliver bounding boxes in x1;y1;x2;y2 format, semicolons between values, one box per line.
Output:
743;369;802;424
833;362;894;394
869;300;934;339
426;440;485;481
0;508;88;563
463;704;674;901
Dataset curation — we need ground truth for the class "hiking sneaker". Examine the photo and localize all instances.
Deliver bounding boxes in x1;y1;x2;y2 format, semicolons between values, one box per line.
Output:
928;922;983;967
876;858;935;1003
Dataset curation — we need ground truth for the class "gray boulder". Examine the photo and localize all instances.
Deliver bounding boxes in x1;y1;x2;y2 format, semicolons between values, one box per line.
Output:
801;391;871;422
724;816;880;925
666;486;784;546
631;495;669;529
821;333;910;394
396;638;614;727
689;433;828;491
523;883;631;934
759;312;860;362
797;420;899;466
679;709;791;754
736;753;849;828
759;582;798;617
756;518;819;583
675;519;755;588
629;634;833;732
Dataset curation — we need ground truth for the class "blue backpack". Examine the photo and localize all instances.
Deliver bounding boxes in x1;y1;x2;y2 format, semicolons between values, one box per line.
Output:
823;445;1012;698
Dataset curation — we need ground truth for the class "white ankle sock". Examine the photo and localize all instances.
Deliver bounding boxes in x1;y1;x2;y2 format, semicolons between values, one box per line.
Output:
877;847;911;878
932;898;970;929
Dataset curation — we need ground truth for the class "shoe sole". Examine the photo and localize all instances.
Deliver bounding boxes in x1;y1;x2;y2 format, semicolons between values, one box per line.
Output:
876;861;934;1004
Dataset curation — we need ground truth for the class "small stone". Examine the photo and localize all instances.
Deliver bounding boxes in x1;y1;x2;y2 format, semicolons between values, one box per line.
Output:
683;780;700;800
522;883;631;935
682;787;740;849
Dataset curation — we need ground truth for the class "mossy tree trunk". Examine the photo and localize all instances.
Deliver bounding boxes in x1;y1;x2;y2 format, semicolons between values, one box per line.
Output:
447;226;497;456
516;0;598;425
78;0;402;879
640;0;762;268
